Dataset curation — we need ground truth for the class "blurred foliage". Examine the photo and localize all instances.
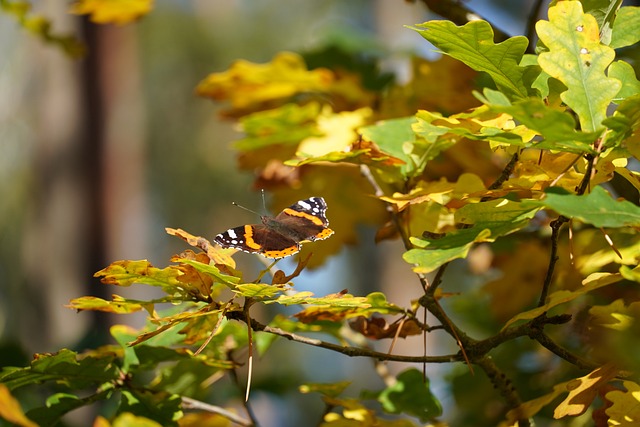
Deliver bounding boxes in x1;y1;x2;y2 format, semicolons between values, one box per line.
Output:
2;1;640;426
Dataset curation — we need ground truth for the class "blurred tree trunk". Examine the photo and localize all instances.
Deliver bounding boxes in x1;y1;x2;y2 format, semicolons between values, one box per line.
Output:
20;12;148;352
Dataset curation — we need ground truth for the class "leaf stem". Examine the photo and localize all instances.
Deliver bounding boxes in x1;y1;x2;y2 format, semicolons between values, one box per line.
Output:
181;396;253;426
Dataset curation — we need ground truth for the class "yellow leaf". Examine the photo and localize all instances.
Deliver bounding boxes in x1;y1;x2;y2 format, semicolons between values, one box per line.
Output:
165;228;236;268
297;107;371;157
553;364;619;418
0;384;38;427
606;380;640;426
589;299;635;331
504;381;570;424
112;412;163;427
70;0;153;25
196;52;333;116
501;271;623;330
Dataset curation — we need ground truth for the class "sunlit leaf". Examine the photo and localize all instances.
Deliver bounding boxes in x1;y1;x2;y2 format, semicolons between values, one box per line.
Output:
605;380;640;425
95;260;183;292
358;116;420;177
505;381;570;424
410;20;529;100
589;299;635;331
501;271;624;330
299;381;351;398
0;384;38;427
172;257;241;286
111;412;165;427
377;369;442;422
553;363;619;418
322;397;420;427
609;60;640;102
67;295;149;314
196;52;333;116
233;283;284;299
296;108;371;157
536;1;621;132
483;92;599;153
165;228;236;268
69;0;153;25
293;292;403;323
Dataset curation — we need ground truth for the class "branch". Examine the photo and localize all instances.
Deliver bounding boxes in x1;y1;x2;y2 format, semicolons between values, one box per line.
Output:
475;357;530;427
226;310;462;364
538;154;595;306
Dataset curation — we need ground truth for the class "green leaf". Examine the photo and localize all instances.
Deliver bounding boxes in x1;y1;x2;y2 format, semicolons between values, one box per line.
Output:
0;349;118;391
118;390;182;427
405;200;538;273
410;20;529;100
173;257;241;285
404;243;476;275
502;271;624;330
359;117;418;176
536;1;621;132
485;94;599;153
26;391;111;427
378;369;442;422
233;283;284;299
608;60;640;102
610;6;640;49
235;103;322;151
531;186;640;227
111;325;140;372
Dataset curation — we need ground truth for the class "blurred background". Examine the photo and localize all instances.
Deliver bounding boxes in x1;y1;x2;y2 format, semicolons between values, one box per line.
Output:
0;0;587;425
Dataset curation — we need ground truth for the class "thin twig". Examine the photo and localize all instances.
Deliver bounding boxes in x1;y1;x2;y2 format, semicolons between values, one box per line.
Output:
535;332;597;370
181;396;253;427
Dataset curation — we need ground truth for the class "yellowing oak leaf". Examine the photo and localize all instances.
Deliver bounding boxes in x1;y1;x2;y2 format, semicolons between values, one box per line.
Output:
606;380;640;426
296;107;371;157
536;1;621;132
70;0;153;25
553;364;619;418
196;52;333;116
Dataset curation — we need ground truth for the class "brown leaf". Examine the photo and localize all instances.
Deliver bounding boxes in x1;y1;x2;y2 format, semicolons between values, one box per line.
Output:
349;316;422;339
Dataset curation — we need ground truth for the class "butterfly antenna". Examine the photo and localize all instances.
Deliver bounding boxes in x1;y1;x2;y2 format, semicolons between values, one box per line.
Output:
260;189;267;213
231;201;260;216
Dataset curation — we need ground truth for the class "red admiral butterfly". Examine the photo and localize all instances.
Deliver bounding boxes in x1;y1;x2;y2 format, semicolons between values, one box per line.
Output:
214;197;334;258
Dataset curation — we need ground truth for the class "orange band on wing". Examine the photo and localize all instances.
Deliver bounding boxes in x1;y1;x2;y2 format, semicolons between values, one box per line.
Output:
282;208;325;226
242;225;263;250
